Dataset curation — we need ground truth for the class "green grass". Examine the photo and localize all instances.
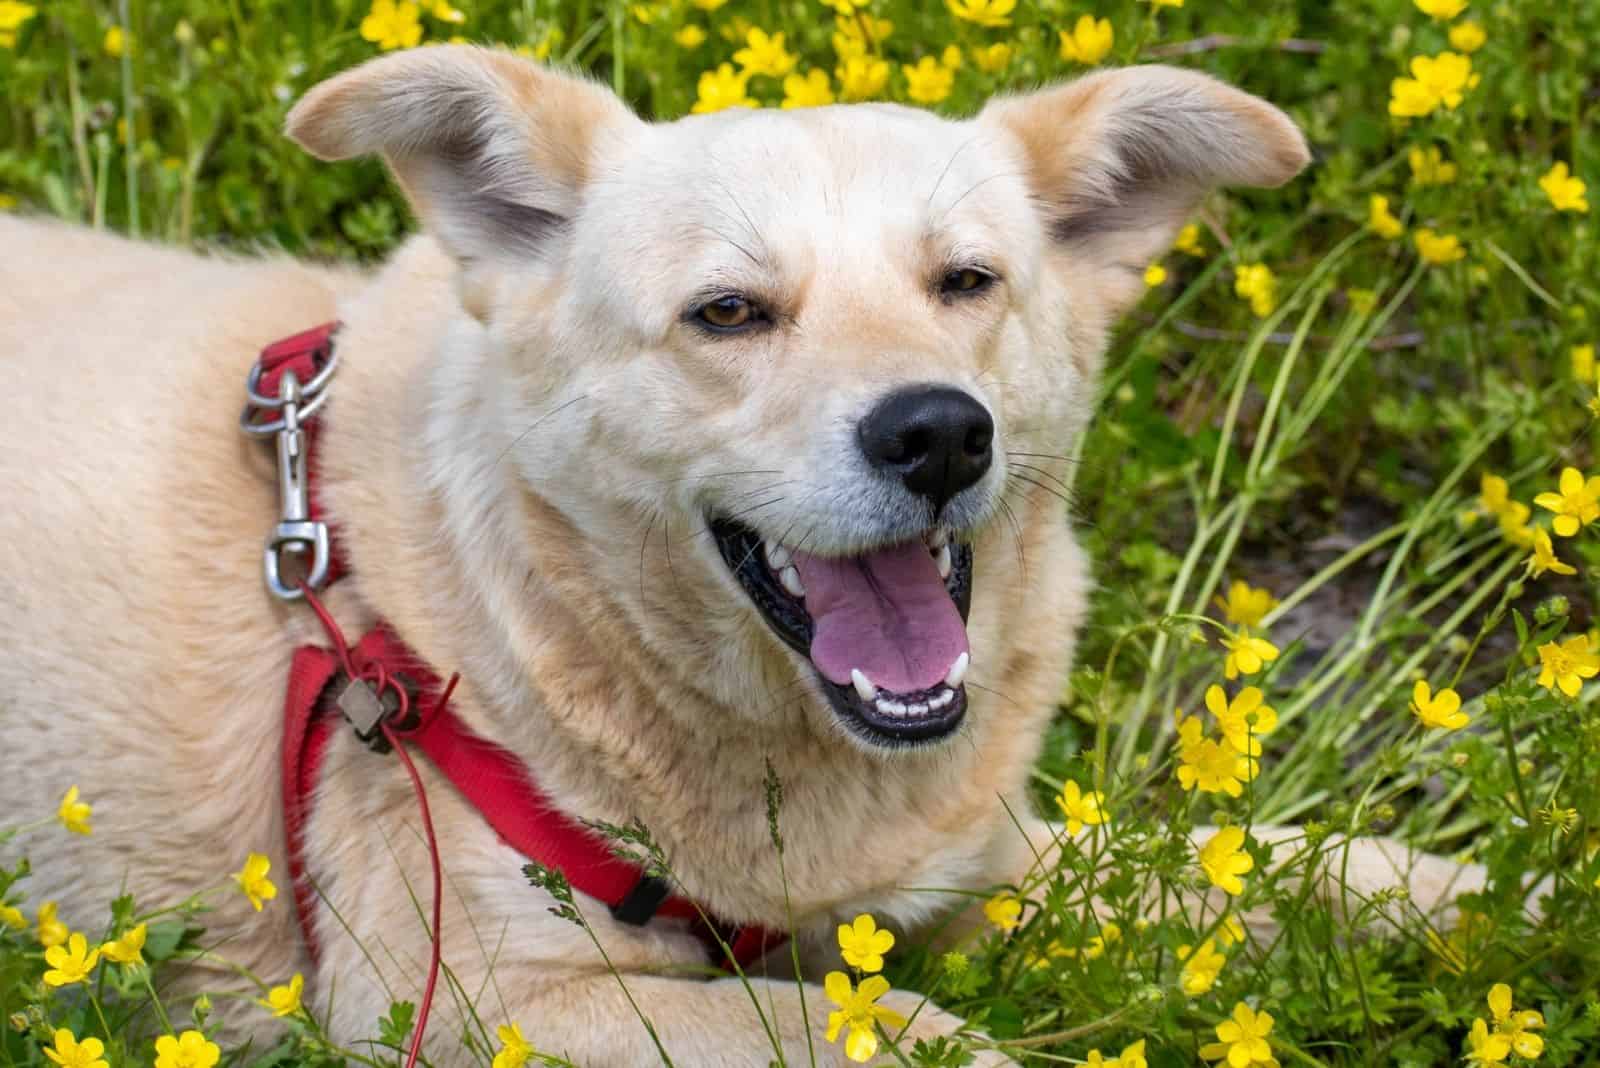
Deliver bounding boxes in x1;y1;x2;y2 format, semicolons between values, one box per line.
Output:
4;0;1600;1065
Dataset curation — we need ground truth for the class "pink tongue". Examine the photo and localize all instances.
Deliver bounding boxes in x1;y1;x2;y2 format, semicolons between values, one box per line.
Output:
791;543;969;694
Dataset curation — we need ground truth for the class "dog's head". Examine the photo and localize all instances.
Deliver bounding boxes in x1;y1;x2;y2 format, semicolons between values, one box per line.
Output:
288;48;1306;751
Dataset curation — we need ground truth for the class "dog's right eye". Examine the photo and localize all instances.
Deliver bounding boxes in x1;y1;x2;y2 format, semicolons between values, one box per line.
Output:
694;295;763;332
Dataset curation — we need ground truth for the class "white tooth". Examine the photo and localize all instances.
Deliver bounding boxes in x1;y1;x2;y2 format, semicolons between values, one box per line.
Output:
944;652;969;689
927;527;949;549
780;566;805;598
851;669;877;702
906;702;929;715
935;544;952;580
929;690;953;709
764;540;791;569
876;699;906;716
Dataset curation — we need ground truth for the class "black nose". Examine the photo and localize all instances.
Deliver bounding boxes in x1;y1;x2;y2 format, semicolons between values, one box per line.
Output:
857;385;994;511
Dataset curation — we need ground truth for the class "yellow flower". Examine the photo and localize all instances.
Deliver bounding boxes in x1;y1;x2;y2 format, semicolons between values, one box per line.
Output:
782;69;835;109
56;785;93;835
0;1;38;49
1464;1017;1510;1065
690;0;728;8
1143;264;1167;287
1215;580;1278;629
1497;501;1535;548
1058;15;1114;65
971;42;1012;73
1177;729;1254;797
37;902;69;948
1487;983;1545;1060
428;0;464;22
824;972;908;1064
835;56;890;101
1389;52;1478;118
153;1032;220;1068
837;913;895;972
1201;1002;1276;1066
104;25;131;57
43;932;101;987
44;1030;108;1068
492;1023;535;1068
903;56;954;106
1539;162;1589;214
261;973;305;1018
1367;195;1405;239
1414;228;1465;265
983;893;1022;930
1414;0;1467;19
1198;827;1254;896
946;0;1015;28
1528;529;1577;579
0;903;23;929
360;0;423;50
1177;939;1226;995
1175;222;1206;257
1217;914;1247;947
1233;263;1278;318
234;852;278;912
1085;1041;1148;1068
1054;780;1108;835
1534;466;1600;536
734;27;797;78
691;64;758;114
1408;145;1458;186
1078;921;1121;960
1573;344;1596;384
1410;680;1468;731
1148;0;1184;7
1537;634;1600;697
940;44;962;69
1205;685;1277;756
101;923;147;966
1448;21;1486;53
629;4;658;24
673;24;706;48
1221;631;1280;681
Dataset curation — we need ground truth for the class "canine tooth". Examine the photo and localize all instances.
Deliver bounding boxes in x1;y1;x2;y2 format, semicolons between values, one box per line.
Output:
851;669;877;702
779;566;805;598
927;527;949;549
944;652;969;689
906;702;929;715
764;540;791;569
935;544;952;580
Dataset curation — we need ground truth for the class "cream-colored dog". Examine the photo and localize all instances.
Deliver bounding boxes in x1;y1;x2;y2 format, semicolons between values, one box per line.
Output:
0;47;1473;1066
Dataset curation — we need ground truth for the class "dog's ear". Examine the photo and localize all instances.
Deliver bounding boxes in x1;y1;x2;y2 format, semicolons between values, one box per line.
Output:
982;65;1308;272
286;46;640;266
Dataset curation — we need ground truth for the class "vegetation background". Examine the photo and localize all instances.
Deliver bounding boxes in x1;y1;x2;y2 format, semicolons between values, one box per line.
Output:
2;0;1599;1066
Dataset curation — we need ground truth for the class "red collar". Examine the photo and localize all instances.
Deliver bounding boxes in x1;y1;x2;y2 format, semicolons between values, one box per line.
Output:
250;324;780;972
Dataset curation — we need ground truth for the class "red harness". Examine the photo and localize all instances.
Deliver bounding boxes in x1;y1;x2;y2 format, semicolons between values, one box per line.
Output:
251;324;780;975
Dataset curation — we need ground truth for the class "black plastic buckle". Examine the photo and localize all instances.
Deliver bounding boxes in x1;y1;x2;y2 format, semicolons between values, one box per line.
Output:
610;875;672;927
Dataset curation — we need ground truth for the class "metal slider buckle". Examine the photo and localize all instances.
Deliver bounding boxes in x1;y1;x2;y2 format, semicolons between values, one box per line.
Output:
335;674;421;753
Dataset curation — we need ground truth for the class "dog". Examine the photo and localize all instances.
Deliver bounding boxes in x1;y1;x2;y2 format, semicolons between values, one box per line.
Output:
1;46;1473;1066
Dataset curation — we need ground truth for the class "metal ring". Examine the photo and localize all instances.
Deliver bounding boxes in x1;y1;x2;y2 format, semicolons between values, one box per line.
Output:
243;345;341;409
239;386;334;437
263;521;331;600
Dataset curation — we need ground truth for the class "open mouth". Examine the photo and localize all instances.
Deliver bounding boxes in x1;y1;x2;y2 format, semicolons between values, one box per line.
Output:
712;518;974;746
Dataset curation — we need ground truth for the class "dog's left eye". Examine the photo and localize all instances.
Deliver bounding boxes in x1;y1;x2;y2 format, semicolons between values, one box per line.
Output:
695;295;764;332
940;268;995;297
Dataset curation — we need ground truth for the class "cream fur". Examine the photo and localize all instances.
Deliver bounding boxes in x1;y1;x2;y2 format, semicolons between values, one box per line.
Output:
0;50;1471;1067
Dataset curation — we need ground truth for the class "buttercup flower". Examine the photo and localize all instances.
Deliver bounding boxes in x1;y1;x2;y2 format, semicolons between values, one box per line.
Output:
673;24;706;48
1178;939;1227;994
57;786;92;835
1177;733;1253;797
1528;529;1576;579
1536;635;1600;697
1221;631;1280;680
939;45;962;69
691;64;757;113
43;932;101;987
154;1031;220;1068
44;1029;107;1068
1055;780;1107;835
1198;827;1254;896
1487;982;1545;1059
101;923;147;966
1206;685;1277;754
103;26;126;57
835;56;890;101
1233;263;1278;317
946;0;1015;28
837;913;894;972
782;69;835;108
1410;680;1468;731
1448;21;1486;52
234;852;279;912
1201;1001;1276;1067
902;56;954;105
983;893;1022;930
690;0;728;8
1216;581;1278;629
1368;195;1404;239
1217;914;1247;947
1497;501;1535;548
0;903;23;929
1389;52;1478;118
824;971;908;1063
1414;229;1465;265
1409;146;1458;186
359;0;422;50
1143;264;1167;287
733;28;796;78
1175;222;1206;257
1086;1040;1148;1068
37;902;68;947
1058;15;1113;65
1573;344;1596;384
971;43;1011;73
1464;1018;1510;1065
263;973;305;1018
1414;0;1467;19
1539;162;1589;214
493;1023;535;1068
428;0;463;22
1534;467;1600;536
0;2;37;49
